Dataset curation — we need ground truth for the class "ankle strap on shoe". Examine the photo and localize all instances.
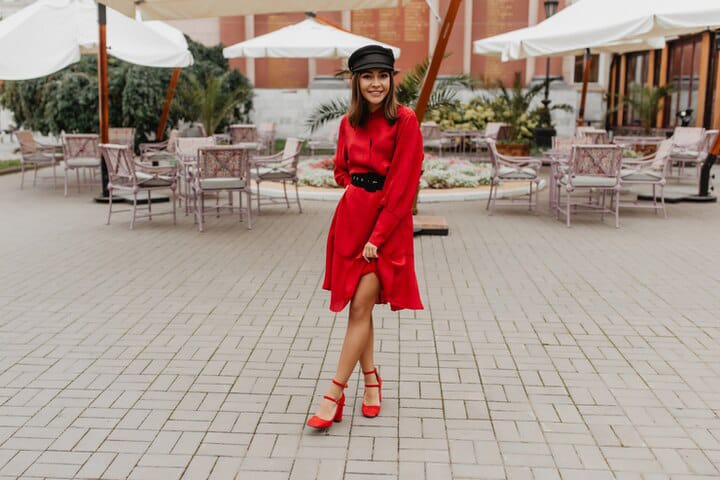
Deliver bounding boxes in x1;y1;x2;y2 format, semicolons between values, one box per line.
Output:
332;379;348;389
323;394;343;404
362;368;378;376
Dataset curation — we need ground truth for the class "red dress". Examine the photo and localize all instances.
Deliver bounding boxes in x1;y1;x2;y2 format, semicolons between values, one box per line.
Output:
322;105;424;312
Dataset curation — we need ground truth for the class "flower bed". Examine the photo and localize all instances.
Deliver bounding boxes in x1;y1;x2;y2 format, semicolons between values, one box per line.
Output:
298;155;492;189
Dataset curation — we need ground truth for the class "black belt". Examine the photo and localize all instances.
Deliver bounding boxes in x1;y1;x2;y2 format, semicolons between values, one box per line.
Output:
351;172;386;192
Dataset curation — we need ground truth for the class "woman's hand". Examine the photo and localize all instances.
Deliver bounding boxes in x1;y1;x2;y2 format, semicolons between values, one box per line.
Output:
362;242;378;262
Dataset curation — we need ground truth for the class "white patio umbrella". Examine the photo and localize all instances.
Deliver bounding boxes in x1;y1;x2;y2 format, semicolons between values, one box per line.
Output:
99;0;411;20
0;0;192;81
475;0;720;61
223;17;400;59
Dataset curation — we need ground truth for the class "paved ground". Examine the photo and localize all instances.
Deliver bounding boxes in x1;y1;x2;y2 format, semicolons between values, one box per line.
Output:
1;166;720;480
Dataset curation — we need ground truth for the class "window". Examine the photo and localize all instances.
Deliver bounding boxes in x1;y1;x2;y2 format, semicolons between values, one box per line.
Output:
665;35;703;127
574;54;600;83
624;52;650;126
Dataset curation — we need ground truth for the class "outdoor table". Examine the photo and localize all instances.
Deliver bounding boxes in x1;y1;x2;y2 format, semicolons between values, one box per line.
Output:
613;136;665;156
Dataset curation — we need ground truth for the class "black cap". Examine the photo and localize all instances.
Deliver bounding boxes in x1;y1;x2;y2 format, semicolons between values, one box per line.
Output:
348;45;396;74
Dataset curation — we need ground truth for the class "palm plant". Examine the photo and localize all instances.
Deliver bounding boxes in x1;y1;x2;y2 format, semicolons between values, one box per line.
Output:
623;84;673;133
305;58;478;133
174;71;252;135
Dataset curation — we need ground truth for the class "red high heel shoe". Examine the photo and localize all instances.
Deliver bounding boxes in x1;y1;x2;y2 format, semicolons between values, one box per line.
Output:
306;379;347;429
361;368;382;418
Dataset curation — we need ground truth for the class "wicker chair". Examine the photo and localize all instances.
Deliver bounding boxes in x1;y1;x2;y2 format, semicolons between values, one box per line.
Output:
620;139;673;218
229;124;257;144
61;133;101;196
175;136;216;215
109;127;135;152
139;128;180;163
15;131;62;189
669;126;705;179
486;139;542;215
557;145;623;228
100;144;177;229
193;146;253;231
251;137;304;214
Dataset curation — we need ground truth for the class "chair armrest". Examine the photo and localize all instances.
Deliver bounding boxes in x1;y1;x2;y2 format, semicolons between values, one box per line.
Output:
139;140;169;154
496;154;542;169
250;152;284;164
135;161;176;176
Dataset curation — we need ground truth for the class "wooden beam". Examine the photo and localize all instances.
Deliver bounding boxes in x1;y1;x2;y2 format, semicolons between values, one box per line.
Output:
155;68;182;141
696;32;711;128
647;50;655;88
608;55;617;128
577;49;592;127
617;54;627;127
657;46;669;127
414;0;463;122
713;50;720;129
412;0;462;215
98;3;110;199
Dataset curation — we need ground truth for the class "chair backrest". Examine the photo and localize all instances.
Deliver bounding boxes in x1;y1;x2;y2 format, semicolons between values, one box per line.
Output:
109;127;135;151
650;139;675;172
279;137;304;171
702;129;719;153
100;144;136;184
257;122;276;150
672;126;705;149
484;122;506;140
15;131;38;155
166;129;180;154
230;124;257;144
578;128;609;144
486;139;501;171
197;146;250;182
552;136;576;155
569;145;623;179
420;122;442;141
62;133;100;160
176;136;216;161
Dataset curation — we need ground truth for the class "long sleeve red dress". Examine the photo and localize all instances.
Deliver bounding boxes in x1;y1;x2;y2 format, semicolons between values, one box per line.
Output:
322;105;424;312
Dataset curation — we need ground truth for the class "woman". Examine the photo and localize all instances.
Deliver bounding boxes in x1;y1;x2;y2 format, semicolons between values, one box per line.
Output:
307;45;424;430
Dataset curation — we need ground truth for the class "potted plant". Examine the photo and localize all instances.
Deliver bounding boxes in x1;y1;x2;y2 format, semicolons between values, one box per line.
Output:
622;84;673;134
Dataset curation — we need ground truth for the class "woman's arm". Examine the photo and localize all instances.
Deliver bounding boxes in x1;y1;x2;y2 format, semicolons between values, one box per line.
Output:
333;117;351;188
368;110;423;249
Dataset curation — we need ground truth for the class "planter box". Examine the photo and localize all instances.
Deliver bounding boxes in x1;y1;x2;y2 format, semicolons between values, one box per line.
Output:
496;143;530;157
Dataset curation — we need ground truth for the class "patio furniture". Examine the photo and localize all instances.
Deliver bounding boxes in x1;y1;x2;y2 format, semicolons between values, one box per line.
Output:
472;122;510;154
669;126;705;179
308;132;337;156
251;137;304;214
139;128;180;163
179;124;207;137
230;124;257;144
620;139;673;218
109;127;135;151
557;144;623;228
175;136;216;215
577;128;609;144
671;129;717;185
193;146;253;232
421;122;454;156
257;122;277;154
100;143;177;229
61;133;101;196
486;139;542;215
15;130;62;189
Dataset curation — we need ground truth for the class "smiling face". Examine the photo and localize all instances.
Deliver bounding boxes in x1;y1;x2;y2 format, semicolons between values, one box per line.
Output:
358;69;391;112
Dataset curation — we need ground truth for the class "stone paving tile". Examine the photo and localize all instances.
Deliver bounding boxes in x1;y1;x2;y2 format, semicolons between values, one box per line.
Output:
2;169;720;479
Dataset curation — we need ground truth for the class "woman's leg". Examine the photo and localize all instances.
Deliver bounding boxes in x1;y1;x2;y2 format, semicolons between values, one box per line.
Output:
312;273;380;420
359;319;380;406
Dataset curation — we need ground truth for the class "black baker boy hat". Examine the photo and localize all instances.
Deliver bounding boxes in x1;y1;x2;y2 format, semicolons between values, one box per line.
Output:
348;45;396;74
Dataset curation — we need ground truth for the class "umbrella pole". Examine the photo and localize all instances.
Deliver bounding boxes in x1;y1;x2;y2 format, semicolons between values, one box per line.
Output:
156;68;182;141
97;3;110;199
577;48;591;127
411;0;461;227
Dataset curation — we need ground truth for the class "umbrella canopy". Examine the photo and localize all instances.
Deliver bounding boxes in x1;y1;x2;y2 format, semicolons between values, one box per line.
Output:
223;18;400;59
0;0;193;80
474;0;720;61
99;0;411;20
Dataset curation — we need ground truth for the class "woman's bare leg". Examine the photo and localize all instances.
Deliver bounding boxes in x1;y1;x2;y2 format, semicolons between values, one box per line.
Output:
312;273;380;420
359;319;380;406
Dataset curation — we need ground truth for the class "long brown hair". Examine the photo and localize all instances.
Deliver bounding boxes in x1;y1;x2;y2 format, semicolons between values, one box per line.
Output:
348;71;398;128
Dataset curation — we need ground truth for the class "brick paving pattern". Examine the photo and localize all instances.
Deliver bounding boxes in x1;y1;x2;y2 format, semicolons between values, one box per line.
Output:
1;169;720;479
